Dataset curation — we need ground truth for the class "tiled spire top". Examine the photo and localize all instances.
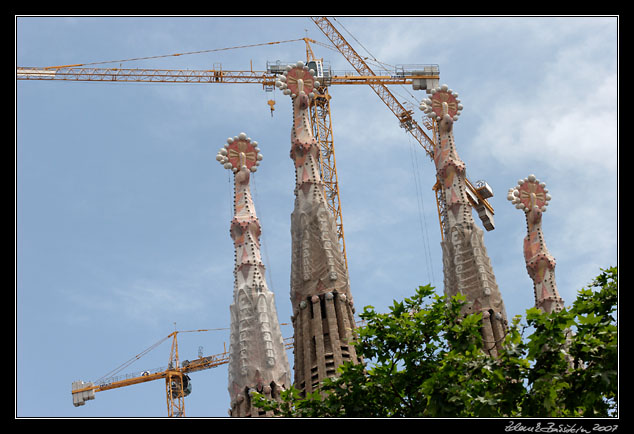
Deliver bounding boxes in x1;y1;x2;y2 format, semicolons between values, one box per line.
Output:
275;61;321;100
507;175;563;313
216;132;263;174
507;174;552;215
420;84;464;122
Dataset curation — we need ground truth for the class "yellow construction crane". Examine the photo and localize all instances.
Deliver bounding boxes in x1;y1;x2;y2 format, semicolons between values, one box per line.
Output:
16;37;440;264
17;17;493;253
71;329;223;417
71;328;293;417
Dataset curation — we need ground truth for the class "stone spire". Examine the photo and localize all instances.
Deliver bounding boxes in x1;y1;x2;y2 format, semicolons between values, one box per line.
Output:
508;175;564;313
420;85;508;356
216;133;291;417
276;61;359;396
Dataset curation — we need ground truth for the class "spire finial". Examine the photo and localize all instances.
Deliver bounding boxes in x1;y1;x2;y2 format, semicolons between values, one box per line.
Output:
419;84;463;122
216;132;263;174
507;174;552;214
275;61;320;100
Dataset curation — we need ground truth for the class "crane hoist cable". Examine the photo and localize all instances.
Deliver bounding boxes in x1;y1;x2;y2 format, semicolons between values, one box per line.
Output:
407;134;436;285
332;17;380;65
329;18;423;112
94;334;172;385
250;173;278;294
42;38;309;70
331;17;417;78
93;328;229;385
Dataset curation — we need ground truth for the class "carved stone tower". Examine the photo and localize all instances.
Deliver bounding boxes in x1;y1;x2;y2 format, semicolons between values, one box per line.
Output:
508;175;564;313
276;61;359;396
420;85;508;356
216;133;291;417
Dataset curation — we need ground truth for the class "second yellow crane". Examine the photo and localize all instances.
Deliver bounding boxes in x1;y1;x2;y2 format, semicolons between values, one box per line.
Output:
70;329;293;417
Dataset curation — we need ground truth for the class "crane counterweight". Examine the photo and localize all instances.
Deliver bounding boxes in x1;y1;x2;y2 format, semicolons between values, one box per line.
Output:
71;381;95;407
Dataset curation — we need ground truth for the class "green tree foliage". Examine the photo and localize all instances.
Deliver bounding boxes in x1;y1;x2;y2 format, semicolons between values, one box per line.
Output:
253;267;617;417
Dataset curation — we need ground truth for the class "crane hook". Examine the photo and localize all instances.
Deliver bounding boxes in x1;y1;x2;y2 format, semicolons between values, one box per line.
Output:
267;99;276;117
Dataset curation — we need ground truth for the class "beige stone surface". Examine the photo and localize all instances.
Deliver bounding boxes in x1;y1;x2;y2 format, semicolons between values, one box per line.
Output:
278;63;359;395
421;87;507;356
217;134;291;417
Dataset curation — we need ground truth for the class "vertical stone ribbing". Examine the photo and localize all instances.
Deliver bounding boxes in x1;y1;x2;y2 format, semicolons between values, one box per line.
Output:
276;62;359;396
420;85;508;356
216;133;291;417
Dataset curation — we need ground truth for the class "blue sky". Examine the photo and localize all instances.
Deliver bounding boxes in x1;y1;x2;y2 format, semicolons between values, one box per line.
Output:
16;16;618;418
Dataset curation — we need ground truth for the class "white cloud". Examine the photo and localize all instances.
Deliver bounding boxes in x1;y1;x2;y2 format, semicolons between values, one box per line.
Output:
471;35;617;175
